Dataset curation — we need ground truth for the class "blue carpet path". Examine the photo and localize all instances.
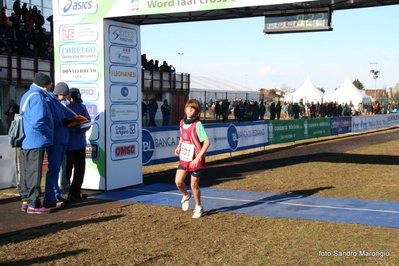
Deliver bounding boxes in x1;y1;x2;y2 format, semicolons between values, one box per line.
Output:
93;184;399;228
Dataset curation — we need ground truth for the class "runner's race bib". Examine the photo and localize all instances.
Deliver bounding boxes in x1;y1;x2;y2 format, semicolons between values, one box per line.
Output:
179;142;195;162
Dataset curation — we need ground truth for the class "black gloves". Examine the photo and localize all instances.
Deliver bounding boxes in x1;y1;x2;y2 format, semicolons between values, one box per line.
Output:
62;118;73;126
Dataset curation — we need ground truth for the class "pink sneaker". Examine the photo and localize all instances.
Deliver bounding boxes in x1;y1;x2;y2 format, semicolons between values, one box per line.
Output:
27;206;51;214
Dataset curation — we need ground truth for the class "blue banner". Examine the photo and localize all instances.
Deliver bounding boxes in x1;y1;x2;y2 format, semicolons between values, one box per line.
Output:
331;117;352;135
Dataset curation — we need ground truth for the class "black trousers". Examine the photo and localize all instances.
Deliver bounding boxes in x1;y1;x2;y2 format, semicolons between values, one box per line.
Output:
19;148;45;208
65;147;86;197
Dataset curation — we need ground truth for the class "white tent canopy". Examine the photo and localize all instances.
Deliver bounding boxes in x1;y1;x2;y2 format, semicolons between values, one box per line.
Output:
284;76;324;103
189;76;259;102
324;76;372;108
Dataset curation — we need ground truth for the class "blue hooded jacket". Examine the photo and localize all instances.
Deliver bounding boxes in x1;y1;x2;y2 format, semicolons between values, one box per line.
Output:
46;92;72;145
20;84;54;149
64;101;91;151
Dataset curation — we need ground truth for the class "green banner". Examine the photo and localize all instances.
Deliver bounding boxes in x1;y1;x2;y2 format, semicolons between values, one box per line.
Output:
268;118;331;144
306;118;331;139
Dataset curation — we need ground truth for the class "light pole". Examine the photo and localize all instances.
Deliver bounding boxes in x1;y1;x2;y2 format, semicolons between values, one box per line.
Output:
370;62;379;100
178;51;184;72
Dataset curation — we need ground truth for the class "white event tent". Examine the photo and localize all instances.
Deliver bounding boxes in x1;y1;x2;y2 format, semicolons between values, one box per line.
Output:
284;76;324;103
189;76;260;103
324;76;372;108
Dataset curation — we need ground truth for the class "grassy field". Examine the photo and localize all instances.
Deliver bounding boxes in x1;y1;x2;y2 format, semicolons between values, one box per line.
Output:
0;130;398;266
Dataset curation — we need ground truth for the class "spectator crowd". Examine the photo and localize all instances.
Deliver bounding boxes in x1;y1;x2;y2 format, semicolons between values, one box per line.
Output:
282;100;398;119
0;1;53;60
205;98;398;123
141;53;176;73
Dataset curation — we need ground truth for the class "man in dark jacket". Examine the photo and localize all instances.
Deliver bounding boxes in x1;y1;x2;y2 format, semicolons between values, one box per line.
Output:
269;102;276;120
3;99;19;131
13;0;21;20
276;101;282;120
161;99;172;126
292;102;300;119
147;98;158;126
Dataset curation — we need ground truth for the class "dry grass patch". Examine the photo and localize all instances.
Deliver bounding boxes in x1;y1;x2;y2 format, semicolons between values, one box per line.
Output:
211;139;399;202
0;203;398;266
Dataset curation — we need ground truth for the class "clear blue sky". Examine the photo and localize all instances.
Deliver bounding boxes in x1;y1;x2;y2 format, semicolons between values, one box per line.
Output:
141;5;399;94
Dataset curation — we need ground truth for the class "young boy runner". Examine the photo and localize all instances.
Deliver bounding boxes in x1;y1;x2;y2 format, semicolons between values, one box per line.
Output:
174;99;211;218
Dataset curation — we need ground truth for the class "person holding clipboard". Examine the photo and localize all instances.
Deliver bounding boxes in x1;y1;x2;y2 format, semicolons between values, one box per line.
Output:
60;88;91;201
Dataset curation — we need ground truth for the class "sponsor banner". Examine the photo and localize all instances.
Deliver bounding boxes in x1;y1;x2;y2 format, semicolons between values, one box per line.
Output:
85;103;98;120
110;122;139;141
102;0;311;18
351;116;366;133
206;122;268;154
108;26;139;46
111;141;139;161
269;119;331;144
109;45;138;65
86;143;99;160
104;20;142;190
109;65;139;83
110;84;139;103
142;122;268;165
54;17;105;190
60;63;99;82
331;117;352;135
110;104;139;121
53;0;310;20
305;118;331;139
386;113;399;127
60;23;98;42
142;128;180;165
59;43;98;62
352;115;386;133
268;120;305;144
67;83;99;101
58;0;98;17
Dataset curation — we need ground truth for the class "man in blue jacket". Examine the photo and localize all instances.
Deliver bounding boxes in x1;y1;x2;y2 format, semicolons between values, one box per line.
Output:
19;72;54;214
43;82;74;208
